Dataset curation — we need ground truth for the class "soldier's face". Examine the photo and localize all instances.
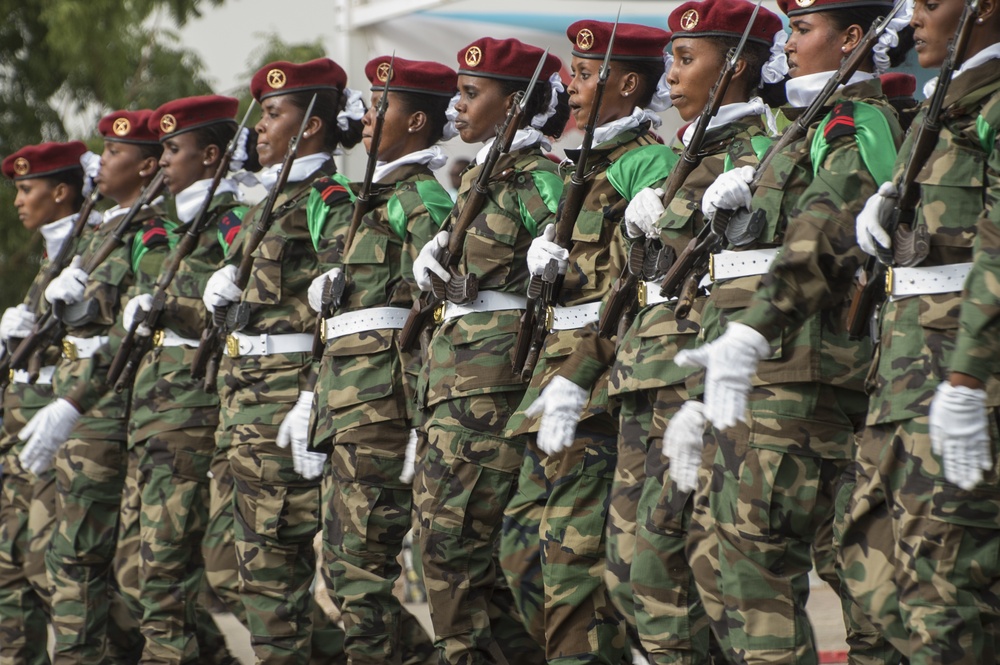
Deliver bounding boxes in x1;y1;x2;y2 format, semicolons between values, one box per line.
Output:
13;178;61;231
454;75;513;144
666;38;729;123
912;0;966;68
159;131;213;195
255;95;302;167
363;90;414;163
786;14;847;78
567;56;636;130
97;140;148;204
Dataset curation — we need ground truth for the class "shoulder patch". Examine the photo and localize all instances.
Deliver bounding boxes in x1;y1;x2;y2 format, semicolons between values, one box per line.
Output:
216;209;246;254
312;175;354;208
824;101;856;142
140;217;171;250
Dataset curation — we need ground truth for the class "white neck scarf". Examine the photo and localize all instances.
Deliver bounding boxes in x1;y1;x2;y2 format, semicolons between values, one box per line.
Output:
785;70;876;109
923;43;1000;99
259;152;332;191
40;214;76;258
474;128;550;166
681;98;773;147
373;146;448;184
102;205;128;226
174;178;243;224
588;106;664;148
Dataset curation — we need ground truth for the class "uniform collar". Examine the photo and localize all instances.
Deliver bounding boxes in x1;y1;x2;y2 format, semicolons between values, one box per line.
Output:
785;70;877;109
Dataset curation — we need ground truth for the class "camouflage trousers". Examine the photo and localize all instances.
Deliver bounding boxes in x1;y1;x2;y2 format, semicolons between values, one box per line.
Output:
686;383;894;665
320;419;436;665
47;434;143;665
114;429;237;665
414;393;546;665
499;415;628;664
839;415;1000;664
0;450;56;665
203;445;243;621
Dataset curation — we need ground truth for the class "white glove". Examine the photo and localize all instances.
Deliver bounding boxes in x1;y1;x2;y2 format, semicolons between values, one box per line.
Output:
624;187;665;239
307;267;343;314
18;398;81;475
399;428;419;483
524;376;589;456
675;322;770;430
122;294;153;337
527;225;569;277
930;382;993;491
413;231;451;292
44;256;88;305
0;305;36;342
203;265;242;314
663;401;707;494
856;182;896;257
276;391;325;480
702;165;755;221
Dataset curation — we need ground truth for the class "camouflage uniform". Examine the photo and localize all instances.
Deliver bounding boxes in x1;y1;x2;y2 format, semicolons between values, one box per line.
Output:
413;145;562;665
312;162;449;665
686;78;902;665
216;161;349;665
499;125;660;664
839;62;1000;664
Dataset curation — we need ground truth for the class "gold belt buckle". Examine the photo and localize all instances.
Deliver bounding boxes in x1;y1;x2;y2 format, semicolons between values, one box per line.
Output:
708;254;716;283
8;369;14;383
637;282;648;308
62;339;78;361
319;320;328;344
433;303;446;325
544;304;554;331
152;329;165;347
884;266;894;296
226;334;241;358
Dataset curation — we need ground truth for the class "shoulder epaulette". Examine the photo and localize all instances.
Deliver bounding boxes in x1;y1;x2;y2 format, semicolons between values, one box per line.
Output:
216;207;247;254
307;172;355;252
311;174;355;208
823;101;857;143
812;101;896;185
131;217;178;272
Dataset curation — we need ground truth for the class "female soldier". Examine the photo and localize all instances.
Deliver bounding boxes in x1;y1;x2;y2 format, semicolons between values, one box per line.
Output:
115;94;248;665
497;19;671;665
0;140;90;664
305;55;454;665
18;110;168;662
661;0;911;662
845;1;1000;661
410;36;566;665
200;58;361;665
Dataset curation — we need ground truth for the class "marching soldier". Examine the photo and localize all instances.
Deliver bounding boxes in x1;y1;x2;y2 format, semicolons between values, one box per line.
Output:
498;19;671;664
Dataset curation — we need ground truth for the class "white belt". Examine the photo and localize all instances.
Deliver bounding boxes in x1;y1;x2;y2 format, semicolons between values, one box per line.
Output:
710;248;779;282
638;280;675;307
153;329;199;348
549;302;602;331
887;263;972;299
323;307;410;342
439;291;526;322
62;335;109;361
11;365;56;385
224;331;313;358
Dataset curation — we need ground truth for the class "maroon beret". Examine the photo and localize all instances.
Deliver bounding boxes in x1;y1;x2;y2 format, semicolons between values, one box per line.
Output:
2;141;88;181
457;37;563;82
365;56;458;97
149;95;239;141
98;109;159;145
777;0;893;17
250;58;348;102
566;20;671;61
669;0;784;46
880;72;917;99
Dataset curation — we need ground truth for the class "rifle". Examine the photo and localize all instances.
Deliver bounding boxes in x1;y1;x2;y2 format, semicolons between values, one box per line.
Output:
108;103;258;392
0;189;102;386
659;0;909;320
192;94;317;391
9;170;166;374
597;0;765;338
398;50;551;352
513;13;622;378
311;55;394;361
846;0;980;339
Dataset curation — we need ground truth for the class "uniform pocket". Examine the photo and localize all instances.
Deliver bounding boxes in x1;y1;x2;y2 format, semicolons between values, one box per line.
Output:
244;234;286;306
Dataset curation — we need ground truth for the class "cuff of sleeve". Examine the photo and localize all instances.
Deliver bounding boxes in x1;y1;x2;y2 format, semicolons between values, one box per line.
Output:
557;355;604;391
65;381;97;413
734;300;786;347
949;342;995;385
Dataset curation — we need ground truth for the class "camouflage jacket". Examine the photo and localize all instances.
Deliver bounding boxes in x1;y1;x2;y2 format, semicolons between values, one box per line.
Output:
417;146;563;409
612;116;774;398
128;191;246;445
869;62;1000;424
52;204;171;441
312;162;451;445
217;162;353;446
701;78;900;406
507;126;663;436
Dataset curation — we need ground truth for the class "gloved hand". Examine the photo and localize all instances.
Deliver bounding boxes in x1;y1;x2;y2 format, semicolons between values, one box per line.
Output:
203;265;242;314
675;322;770;430
0;304;36;342
856;182;896;257
624;187;665;239
527;225;569;277
930;382;993;491
663;401;707;493
307;267;343;314
413;230;451;292
525;376;589;456
122;294;153;337
399;428;419;483
702;165;755;221
44;256;88;305
19;398;81;475
276;391;326;480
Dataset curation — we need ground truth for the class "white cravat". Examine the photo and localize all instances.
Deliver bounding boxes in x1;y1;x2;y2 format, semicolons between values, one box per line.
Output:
259;152;332;191
923;43;1000;98
174;178;243;224
40;214;75;258
785;70;876;109
475;128;550;165
681;98;772;147
373;146;448;183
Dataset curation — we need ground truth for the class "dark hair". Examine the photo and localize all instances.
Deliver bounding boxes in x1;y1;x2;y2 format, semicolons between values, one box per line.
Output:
394;91;452;145
287;88;365;152
623;58;667;109
47;167;85;209
497;77;570;139
137;142;164;164
189;121;262;173
826;8;915;69
704;36;787;107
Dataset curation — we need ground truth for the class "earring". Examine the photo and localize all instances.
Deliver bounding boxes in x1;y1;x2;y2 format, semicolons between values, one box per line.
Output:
624;91;630;97
55;198;63;203
977;16;984;22
841;46;848;52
